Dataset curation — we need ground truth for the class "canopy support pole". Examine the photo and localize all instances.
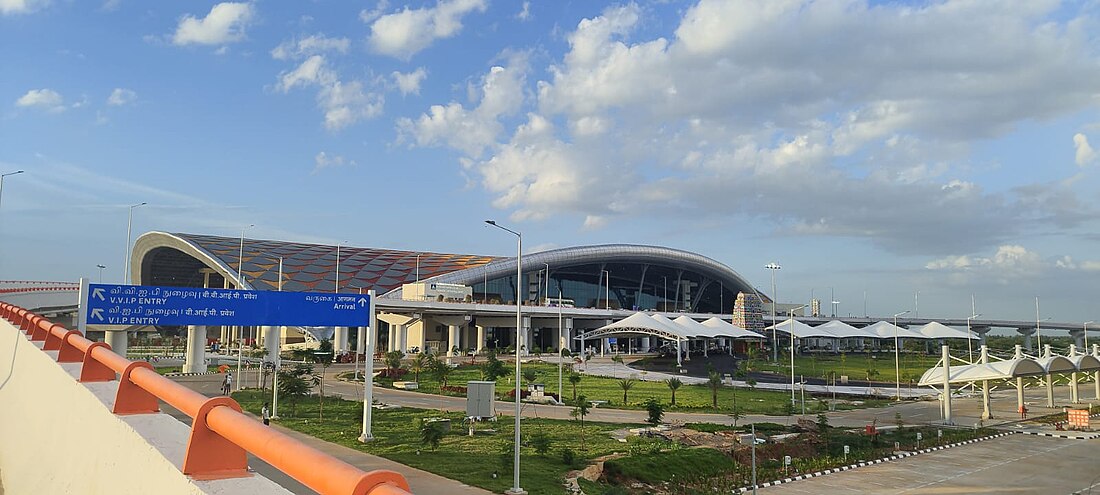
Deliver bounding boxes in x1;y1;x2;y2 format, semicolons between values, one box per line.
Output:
1070;344;1080;404
1015;345;1025;415
1094;344;1099;400
942;344;952;425
1044;344;1055;408
980;345;992;420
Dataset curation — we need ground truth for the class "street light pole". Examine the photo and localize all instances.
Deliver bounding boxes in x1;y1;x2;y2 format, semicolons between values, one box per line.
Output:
123;202;147;283
236;224;254;391
788;304;807;405
543;262;550;305
765;263;781;361
966;313;981;363
893;310;910;401
0;170;24;210
485;219;526;495
914;290;920;319
96;264;106;283
415;253;421;283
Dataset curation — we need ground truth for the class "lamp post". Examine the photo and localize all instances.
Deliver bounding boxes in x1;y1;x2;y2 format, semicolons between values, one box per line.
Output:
235;224;254;391
893;310;910;400
335;240;348;292
914;290;920;319
96;264;106;283
966;313;981;363
123;202;147;283
0;170;24;210
765;263;781;361
485;219;525;495
543;262;550;305
415;253;421;283
788;304;807;405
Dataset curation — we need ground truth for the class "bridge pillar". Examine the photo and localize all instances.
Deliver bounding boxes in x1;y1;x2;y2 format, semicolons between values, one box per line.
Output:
1069;330;1085;350
183;325;205;373
334;326;348;353
263;325;279;364
447;325;460;363
475;325;486;354
396;324;408;353
971;326;991;346
1017;327;1036;353
105;330;128;359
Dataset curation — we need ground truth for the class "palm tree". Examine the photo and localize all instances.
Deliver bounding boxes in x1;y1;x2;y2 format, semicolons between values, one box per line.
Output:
619;378;636;405
666;377;682;406
865;367;880;383
411;353;429;382
568;373;582;401
707;371;722;409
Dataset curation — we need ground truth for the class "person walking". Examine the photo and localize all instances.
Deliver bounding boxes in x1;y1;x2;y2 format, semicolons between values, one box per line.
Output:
262;403;271;426
223;372;233;395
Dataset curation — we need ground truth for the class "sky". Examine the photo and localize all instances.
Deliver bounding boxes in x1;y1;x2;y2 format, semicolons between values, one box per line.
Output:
2;0;1100;325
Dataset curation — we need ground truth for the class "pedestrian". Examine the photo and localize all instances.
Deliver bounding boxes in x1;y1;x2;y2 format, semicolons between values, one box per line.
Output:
223;372;233;395
262;403;270;426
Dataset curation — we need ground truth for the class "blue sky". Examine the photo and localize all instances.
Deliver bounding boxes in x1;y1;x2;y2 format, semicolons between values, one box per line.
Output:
2;0;1100;325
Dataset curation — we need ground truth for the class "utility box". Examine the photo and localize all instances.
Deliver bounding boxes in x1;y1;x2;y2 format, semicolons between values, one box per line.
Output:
467;381;496;419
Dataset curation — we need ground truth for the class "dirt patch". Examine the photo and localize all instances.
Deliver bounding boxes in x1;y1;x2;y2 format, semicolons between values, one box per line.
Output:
564;453;625;493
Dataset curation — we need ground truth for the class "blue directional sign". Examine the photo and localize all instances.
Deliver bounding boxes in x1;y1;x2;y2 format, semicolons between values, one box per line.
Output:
85;284;370;327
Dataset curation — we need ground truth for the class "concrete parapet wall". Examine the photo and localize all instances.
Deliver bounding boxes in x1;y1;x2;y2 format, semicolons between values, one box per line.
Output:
0;320;289;495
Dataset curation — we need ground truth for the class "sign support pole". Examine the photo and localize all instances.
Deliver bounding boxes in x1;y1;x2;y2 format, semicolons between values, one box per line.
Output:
360;289;376;442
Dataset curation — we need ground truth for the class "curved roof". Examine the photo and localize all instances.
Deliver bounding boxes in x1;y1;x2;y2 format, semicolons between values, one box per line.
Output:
815;320;865;338
674;315;722;338
767;318;835;338
1069;354;1100;372
1035;354;1076;373
586;312;689;340
916;321;976;340
919;358;1047;386
701;317;763;339
132;232;498;293
408;244;763;301
863;321;928;339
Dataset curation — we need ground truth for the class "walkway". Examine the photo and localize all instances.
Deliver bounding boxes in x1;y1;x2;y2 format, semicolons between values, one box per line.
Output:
169;375;489;495
758;433;1100;494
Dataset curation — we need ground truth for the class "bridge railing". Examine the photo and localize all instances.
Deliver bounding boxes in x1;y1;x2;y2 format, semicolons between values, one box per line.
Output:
0;301;412;495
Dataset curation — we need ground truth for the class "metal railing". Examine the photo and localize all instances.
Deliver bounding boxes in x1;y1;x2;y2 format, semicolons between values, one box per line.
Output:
0;300;412;495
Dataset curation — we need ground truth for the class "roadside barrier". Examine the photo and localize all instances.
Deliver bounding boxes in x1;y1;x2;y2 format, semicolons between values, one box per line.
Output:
0;301;412;495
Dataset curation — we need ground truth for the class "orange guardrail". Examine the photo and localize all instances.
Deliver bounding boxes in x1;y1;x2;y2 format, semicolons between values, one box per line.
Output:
0;301;412;495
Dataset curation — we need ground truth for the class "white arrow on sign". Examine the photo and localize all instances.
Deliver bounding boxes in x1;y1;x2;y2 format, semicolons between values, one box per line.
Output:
92;288;106;301
358;297;368;307
90;308;104;321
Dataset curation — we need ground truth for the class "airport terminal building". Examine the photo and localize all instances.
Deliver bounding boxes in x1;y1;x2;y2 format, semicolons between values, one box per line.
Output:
131;232;766;354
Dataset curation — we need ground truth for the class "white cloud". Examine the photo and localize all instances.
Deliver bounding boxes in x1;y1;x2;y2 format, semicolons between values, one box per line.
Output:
396;0;1100;253
106;88;137;106
359;1;388;24
1074;133;1097;166
398;58;526;157
271;34;350;61
366;0;487;60
391;68;428;96
925;245;1100;280
172;2;254;46
275;55;383;130
0;0;46;15
516;1;531;21
313;151;355;174
15;88;64;112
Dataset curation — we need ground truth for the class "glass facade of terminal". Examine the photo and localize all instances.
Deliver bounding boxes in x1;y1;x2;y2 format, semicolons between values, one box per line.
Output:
472;262;743;314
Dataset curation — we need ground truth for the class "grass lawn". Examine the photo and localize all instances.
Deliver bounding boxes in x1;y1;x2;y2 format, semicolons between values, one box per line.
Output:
752;353;941;384
232;390;642;495
370;362;890;415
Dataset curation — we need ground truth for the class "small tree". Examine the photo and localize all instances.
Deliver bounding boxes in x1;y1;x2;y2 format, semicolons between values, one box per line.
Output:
277;363;313;417
419;419;445;452
530;431;552;456
894;411;905;432
384;350;405;377
481;351;507;381
817;412;831;450
666;377;682;406
644;398;663;426
411;353;429;382
707;371;722;409
866;367;880;383
309;340;333;420
523;368;538;384
730;406;745;427
619;378;636;405
568;372;582;401
431;358;454;388
571;395;592;451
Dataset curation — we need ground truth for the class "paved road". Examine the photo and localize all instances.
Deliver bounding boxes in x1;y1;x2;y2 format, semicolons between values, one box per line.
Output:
169;375;490;495
758;433;1100;494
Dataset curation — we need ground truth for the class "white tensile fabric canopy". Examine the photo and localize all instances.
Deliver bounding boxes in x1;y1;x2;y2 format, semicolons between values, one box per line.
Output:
673;315;722;338
915;321;976;340
814;320;866;338
862;321;927;339
701;317;764;339
766;318;836;338
918;358;1046;386
591;312;690;339
650;313;693;338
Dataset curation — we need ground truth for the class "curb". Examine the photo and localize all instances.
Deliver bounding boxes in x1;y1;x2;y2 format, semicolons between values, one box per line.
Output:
733;431;1016;493
164;371;216;377
1017;431;1100;440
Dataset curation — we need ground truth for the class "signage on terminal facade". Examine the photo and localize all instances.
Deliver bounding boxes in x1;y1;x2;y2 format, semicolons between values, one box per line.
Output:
84;283;370;327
